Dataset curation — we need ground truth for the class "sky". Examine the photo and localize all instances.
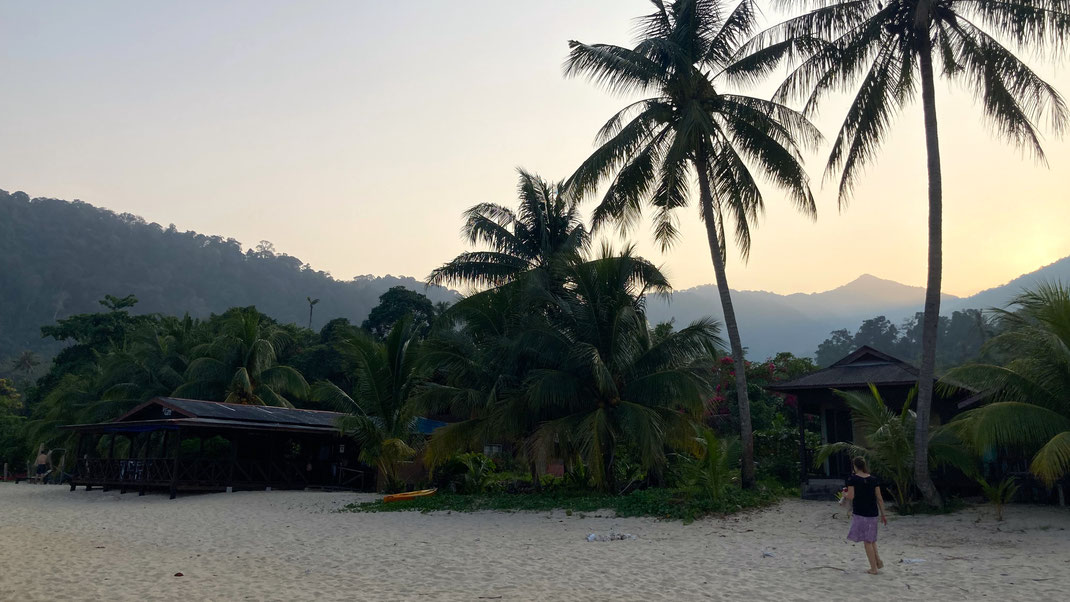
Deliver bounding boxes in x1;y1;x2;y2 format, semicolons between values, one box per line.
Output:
2;1;1068;297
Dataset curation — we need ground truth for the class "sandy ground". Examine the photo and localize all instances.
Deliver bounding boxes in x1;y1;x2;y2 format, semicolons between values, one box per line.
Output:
1;484;1068;601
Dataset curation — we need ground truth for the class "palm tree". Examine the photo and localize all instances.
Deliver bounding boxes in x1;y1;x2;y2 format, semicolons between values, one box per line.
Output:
751;0;1070;507
12;351;41;377
100;315;203;404
564;0;819;487
175;308;309;407
427;169;589;291
523;247;722;491
307;297;320;330
943;283;1070;487
418;285;553;485
314;316;424;492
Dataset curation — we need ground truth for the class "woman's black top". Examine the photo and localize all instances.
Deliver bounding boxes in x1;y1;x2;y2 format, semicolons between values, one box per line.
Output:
846;474;880;517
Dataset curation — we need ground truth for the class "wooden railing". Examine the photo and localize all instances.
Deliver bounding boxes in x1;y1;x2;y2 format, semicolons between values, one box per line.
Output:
72;457;313;490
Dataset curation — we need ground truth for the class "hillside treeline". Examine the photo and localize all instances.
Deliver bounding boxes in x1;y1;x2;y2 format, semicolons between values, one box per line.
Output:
0;189;456;364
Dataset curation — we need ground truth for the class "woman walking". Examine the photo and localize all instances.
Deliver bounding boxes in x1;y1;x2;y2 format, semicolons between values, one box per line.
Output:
845;456;887;574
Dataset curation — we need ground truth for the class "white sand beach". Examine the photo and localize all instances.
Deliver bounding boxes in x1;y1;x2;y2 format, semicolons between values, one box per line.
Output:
1;484;1067;601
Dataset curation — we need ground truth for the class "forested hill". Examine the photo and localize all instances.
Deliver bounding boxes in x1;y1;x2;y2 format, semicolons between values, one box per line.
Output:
0;190;457;361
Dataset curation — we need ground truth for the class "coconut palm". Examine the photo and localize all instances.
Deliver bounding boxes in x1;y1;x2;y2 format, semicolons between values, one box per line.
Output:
427;169;589;291
524;247;723;492
174;308;309;407
748;0;1070;505
12;351;41;377
306;297;320;330
943;283;1070;487
564;0;820;487
100;315;203;404
417;287;532;469
314;316;425;492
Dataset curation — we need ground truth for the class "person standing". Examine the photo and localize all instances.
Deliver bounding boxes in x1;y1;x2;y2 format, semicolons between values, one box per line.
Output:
845;456;888;574
34;444;50;483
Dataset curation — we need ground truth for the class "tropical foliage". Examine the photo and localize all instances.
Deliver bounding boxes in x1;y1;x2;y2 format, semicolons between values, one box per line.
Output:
315;317;425;492
977;476;1020;521
174;308;309;407
565;0;820;488
815;310;996;369
943;283;1070;487
751;0;1070;505
814;385;974;510
428;170;589;291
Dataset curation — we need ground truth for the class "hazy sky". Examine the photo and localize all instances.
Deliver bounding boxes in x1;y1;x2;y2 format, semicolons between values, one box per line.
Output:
2;1;1068;297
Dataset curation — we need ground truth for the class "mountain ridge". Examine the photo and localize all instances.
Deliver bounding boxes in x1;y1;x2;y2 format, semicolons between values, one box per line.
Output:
3;189;1067;364
648;256;1070;360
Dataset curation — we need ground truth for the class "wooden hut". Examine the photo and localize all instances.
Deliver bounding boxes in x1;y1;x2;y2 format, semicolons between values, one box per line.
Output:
766;346;973;499
63;397;372;498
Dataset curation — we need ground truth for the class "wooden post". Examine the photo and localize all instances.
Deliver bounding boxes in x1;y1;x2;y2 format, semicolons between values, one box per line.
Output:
170;429;183;500
138;431;149;496
226;434;238;493
797;397;807;497
103;433;117;492
3;462;7;482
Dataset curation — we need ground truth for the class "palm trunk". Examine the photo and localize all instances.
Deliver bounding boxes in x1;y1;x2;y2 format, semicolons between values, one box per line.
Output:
914;27;943;508
694;149;755;489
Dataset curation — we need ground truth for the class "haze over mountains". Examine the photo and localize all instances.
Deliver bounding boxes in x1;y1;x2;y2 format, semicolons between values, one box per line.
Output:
2;189;1067;364
647;258;1070;360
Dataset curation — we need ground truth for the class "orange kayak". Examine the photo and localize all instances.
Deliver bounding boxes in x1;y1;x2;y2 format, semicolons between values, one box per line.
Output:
382;488;437;503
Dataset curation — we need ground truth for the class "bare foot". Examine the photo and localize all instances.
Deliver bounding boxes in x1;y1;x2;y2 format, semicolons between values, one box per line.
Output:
867;569;880;575
877;559;884;569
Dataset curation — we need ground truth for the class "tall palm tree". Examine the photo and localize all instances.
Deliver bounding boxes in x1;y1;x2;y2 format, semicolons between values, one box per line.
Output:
564;0;819;487
418;287;530;469
101;315;204;404
175;308;309;407
307;297;320;330
314;316;425;492
943;283;1070;487
524;246;722;491
12;351;41;377
748;0;1069;505
427;169;589;291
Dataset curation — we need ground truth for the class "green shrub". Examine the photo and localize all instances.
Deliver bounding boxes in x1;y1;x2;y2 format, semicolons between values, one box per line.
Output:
754;414;820;485
431;453;497;493
977;476;1019;521
676;429;740;501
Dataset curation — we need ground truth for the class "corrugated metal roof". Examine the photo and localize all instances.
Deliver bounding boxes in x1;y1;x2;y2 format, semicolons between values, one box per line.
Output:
141;397;344;427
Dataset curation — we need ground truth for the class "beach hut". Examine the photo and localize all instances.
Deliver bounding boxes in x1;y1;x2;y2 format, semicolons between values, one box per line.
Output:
63;397;372;498
766;346;973;499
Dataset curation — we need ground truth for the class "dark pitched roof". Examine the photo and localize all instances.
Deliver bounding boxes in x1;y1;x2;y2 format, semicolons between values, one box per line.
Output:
767;346;923;392
138;397;343;428
66;397;448;435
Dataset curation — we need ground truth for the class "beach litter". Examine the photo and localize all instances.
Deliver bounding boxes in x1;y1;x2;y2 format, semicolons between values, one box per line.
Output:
586;532;637;542
901;558;926;564
761;551;775;558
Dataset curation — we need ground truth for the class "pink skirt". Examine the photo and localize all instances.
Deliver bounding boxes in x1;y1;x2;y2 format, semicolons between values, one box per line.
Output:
847;515;879;543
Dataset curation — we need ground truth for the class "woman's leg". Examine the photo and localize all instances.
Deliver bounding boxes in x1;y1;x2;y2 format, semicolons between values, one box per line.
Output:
874;541;883;569
863;542;879;574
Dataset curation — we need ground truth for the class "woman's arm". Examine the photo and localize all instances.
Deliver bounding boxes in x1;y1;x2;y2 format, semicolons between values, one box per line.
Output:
845;485;855;501
875;486;887;524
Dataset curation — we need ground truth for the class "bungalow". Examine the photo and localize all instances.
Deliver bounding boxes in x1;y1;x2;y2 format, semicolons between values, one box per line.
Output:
766;346;975;499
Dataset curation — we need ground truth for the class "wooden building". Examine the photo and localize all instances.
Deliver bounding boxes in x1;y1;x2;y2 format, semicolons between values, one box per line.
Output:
63;397;372;498
766;346;974;499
